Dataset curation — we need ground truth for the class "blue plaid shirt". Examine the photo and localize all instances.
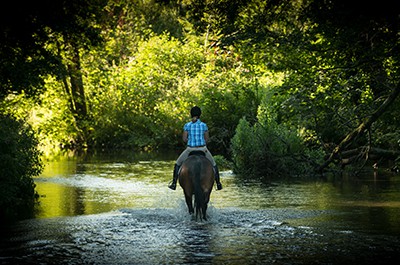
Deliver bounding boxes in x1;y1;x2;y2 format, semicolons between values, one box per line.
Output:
184;119;208;147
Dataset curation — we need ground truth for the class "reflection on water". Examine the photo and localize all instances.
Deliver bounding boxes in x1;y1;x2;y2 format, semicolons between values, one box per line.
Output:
1;151;400;264
35;151;179;218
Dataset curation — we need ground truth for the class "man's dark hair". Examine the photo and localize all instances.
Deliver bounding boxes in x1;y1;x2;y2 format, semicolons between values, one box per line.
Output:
190;106;202;117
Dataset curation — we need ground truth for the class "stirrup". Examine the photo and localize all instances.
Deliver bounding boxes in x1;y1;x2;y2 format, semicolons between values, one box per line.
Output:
216;182;222;190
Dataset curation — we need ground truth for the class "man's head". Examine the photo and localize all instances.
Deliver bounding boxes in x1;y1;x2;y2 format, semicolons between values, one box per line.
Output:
190;106;202;118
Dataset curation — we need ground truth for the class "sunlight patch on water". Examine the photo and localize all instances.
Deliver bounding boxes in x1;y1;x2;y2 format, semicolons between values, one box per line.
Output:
36;174;148;193
340;200;400;207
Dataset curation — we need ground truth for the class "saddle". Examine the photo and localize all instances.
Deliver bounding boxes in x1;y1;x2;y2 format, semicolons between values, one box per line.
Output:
188;150;206;157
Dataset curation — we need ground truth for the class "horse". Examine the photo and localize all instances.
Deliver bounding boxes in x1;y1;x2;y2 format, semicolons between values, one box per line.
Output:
178;151;214;221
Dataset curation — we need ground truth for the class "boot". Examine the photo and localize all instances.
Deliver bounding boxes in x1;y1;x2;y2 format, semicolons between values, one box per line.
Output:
168;164;180;190
214;165;223;190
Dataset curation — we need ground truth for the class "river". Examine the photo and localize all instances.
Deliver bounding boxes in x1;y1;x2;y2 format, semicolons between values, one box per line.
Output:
1;151;400;264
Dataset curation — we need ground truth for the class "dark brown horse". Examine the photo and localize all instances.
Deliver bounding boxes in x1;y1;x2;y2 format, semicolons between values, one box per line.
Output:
178;152;214;221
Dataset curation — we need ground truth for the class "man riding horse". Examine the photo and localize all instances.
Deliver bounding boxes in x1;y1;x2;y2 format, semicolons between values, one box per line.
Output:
168;106;223;191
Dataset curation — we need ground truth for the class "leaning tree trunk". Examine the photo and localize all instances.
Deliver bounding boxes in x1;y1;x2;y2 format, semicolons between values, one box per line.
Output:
318;84;400;172
67;45;87;122
58;40;88;149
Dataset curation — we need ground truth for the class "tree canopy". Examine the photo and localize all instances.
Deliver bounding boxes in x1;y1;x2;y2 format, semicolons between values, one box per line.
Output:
1;0;399;176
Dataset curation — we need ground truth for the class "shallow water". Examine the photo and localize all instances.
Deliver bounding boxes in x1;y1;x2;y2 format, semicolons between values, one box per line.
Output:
1;151;400;264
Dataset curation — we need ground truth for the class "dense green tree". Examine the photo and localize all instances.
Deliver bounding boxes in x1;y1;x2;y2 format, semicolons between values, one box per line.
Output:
0;0;107;99
1;0;109;148
0;114;42;223
1;0;399;179
0;1;57;97
0;0;106;222
303;0;400;170
222;0;400;174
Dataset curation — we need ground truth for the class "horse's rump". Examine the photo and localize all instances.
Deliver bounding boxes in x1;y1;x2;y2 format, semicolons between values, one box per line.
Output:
179;155;214;220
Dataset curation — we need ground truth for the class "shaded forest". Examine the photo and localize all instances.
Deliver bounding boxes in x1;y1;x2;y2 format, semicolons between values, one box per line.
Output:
1;0;400;221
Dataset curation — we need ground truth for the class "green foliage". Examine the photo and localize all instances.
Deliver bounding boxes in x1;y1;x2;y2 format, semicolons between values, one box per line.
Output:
231;106;324;178
198;66;260;156
214;155;233;170
0;79;78;156
83;29;261;151
1;0;399;181
0;114;43;223
226;0;400;168
85;34;206;149
0;0;107;98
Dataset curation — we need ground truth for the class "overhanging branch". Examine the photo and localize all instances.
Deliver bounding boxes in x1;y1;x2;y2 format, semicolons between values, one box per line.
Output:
318;84;400;172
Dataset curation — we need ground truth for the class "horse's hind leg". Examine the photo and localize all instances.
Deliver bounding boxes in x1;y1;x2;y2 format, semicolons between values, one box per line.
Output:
202;192;211;220
202;204;208;221
185;194;194;215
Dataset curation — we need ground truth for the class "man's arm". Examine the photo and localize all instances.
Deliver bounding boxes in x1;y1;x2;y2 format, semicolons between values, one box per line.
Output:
182;131;188;143
204;131;210;144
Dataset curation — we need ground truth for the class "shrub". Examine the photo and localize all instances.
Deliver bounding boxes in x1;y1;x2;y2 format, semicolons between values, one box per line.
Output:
214;155;233;170
231;113;323;178
0;114;43;223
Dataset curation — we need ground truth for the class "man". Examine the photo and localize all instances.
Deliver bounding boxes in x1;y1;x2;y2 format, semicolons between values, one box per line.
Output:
168;106;223;190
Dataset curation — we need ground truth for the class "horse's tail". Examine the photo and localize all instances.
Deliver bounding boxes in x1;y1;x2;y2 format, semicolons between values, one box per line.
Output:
193;160;205;221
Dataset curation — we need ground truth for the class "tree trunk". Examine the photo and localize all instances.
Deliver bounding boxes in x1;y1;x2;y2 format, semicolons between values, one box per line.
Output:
58;39;88;148
318;84;400;172
67;45;87;121
340;147;400;166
